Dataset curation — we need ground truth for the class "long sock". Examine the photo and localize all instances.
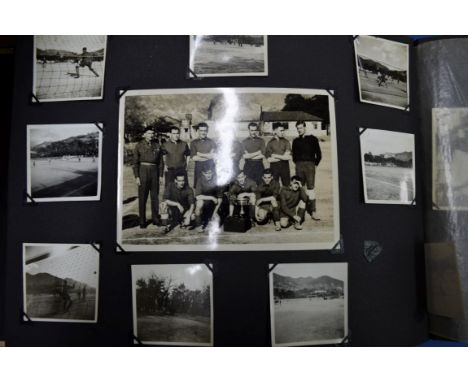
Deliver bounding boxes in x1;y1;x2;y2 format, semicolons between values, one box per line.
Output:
298;208;306;223
272;206;280;222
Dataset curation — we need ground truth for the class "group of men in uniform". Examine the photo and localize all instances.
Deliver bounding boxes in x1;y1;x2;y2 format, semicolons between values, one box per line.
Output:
131;120;322;234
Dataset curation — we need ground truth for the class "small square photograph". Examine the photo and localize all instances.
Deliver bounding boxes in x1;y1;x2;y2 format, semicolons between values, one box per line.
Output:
26;123;103;202
432;108;468;210
23;243;100;323
354;35;409;110
269;262;348;346
33;35;107;102
359;128;415;205
189;35;268;77
132;264;213;346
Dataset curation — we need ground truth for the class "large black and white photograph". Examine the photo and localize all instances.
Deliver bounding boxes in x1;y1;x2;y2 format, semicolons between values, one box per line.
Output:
23;243;99;323
117;88;340;251
26;123;103;202
360;128;415;205
189;35;268;77
354;35;409;110
432;108;468;210
132;264;213;346
269;262;348;346
33;35;107;102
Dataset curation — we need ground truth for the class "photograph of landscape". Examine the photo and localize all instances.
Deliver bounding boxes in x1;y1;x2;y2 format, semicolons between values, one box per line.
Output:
23;243;99;323
132;264;213;346
27;123;102;202
270;262;348;346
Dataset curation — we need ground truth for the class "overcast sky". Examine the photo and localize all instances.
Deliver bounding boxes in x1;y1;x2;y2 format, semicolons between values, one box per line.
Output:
360;128;414;155
273;263;347;281
132;264;212;291
29;123;99;147
35;35;106;53
355;35;408;71
24;244;99;288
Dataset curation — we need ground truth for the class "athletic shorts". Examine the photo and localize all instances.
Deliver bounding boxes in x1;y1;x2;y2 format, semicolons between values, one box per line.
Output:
295;161;316;189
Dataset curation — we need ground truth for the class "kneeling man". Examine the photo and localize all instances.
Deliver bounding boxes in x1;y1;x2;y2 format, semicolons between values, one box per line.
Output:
228;171;257;222
279;176;308;230
161;171;195;233
255;169;281;231
195;166;223;233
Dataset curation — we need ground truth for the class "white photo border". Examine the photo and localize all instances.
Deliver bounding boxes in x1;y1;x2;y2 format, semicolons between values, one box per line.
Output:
131;263;214;346
188;35;268;77
117;87;340;252
32;35;107;103
354;35;410;111
22;243;100;324
26;123;103;203
269;262;348;347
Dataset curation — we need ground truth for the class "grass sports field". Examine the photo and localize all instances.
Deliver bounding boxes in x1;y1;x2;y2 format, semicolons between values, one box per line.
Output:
26;292;96;321
137;314;211;344
273;297;345;345
364;164;414;202
121;139;336;246
36;61;104;99
193;42;265;74
359;71;407;108
30;157;98;198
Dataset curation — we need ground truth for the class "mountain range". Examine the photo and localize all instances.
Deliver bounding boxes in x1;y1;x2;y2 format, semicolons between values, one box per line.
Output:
31;132;99;158
273;273;344;292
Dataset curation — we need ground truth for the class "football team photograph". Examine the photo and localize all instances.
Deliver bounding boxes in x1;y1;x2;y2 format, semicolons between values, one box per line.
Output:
117;88;340;251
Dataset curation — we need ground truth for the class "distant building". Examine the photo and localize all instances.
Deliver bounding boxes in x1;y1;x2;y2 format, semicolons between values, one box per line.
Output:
260;111;326;137
191;107;326;140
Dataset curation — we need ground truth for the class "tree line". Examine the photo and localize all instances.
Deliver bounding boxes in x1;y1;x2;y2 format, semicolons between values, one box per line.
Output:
136;274;210;317
124;94;330;142
364;152;412;168
32;139;98;158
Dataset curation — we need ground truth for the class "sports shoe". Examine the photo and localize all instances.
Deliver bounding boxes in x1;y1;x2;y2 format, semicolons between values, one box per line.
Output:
163;226;171;234
311;214;321;221
294;222;303;230
197;225;205;233
275;225;282;231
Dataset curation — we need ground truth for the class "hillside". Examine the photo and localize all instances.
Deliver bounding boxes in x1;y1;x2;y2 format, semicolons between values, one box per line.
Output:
26;272;93;295
37;48;105;61
31;132;99;158
274;273;344;291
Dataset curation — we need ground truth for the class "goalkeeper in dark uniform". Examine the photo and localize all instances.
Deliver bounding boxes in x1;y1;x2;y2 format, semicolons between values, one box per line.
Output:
74;47;99;78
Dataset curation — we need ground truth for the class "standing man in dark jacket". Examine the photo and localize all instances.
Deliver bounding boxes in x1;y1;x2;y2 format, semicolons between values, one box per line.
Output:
133;128;163;228
292;121;321;220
